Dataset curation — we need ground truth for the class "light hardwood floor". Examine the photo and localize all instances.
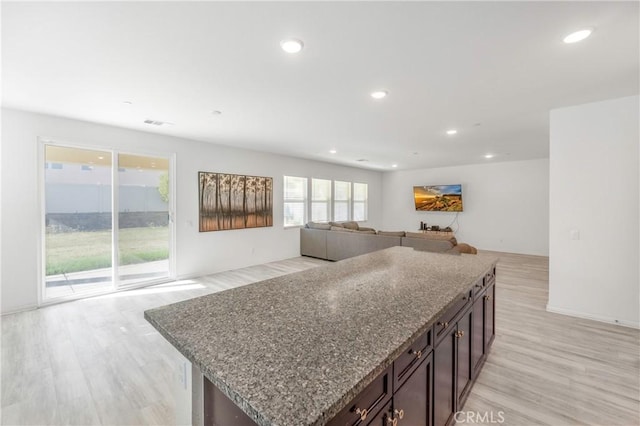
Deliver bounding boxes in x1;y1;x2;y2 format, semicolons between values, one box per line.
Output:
467;251;640;426
1;252;639;425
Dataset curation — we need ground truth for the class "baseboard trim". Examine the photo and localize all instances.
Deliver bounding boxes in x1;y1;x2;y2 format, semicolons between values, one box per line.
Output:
1;303;38;316
546;304;640;329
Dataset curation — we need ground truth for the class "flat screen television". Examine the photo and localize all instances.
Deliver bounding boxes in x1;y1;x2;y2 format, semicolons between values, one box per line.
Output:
413;184;463;212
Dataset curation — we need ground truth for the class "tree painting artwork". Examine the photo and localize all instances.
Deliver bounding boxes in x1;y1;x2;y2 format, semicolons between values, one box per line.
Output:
199;172;273;232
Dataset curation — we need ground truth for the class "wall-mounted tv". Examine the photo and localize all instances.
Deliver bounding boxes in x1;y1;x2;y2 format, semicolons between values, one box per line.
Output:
413;184;463;212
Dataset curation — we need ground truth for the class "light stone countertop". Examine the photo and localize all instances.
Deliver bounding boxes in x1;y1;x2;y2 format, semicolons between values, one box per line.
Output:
144;246;497;426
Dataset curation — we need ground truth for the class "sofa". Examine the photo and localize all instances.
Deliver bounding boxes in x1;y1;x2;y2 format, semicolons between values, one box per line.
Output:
300;221;477;261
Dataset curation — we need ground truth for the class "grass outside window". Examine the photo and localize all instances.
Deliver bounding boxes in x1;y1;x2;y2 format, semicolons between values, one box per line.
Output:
46;226;169;276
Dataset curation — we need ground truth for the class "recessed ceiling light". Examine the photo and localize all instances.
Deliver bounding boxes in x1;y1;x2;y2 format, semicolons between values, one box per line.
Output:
563;28;593;44
446;129;458;135
371;90;388;100
211;110;222;116
484;154;494;159
98;156;104;160
280;39;304;53
329;149;337;154
391;164;398;168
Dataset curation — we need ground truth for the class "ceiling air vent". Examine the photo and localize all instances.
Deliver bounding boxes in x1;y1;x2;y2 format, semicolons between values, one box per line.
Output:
143;119;173;126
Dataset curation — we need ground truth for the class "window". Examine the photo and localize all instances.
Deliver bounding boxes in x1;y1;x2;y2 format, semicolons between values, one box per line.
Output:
334;181;351;222
311;178;332;222
353;182;368;221
283;176;307;227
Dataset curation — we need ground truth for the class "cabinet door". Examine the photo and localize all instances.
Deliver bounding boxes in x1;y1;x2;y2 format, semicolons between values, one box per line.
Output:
433;327;455;426
484;284;495;350
471;295;485;378
393;353;431;426
456;309;473;407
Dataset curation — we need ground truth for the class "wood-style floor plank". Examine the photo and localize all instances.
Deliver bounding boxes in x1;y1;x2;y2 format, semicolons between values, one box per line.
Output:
468;251;640;426
2;253;639;425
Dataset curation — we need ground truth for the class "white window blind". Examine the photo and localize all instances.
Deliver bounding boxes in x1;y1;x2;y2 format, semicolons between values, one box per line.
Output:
283;176;307;227
311;178;332;222
353;182;368;221
334;180;351;221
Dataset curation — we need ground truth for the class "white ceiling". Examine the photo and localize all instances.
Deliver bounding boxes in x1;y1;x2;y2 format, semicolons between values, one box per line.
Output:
2;1;638;171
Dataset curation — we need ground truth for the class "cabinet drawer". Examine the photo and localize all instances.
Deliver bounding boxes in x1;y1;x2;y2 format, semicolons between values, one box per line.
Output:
393;328;432;391
472;277;485;299
328;365;392;426
434;290;472;344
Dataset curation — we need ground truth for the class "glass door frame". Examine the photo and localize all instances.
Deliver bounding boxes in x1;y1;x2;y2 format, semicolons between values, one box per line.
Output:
37;138;176;306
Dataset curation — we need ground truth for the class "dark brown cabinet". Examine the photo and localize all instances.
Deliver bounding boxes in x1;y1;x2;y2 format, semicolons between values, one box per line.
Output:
202;265;496;426
328;365;393;426
394;328;432;391
484;283;495;349
330;351;433;426
204;378;257;426
471;293;485;375
364;400;392;426
433;307;473;426
471;272;496;380
391;352;432;426
456;309;473;406
433;324;455;426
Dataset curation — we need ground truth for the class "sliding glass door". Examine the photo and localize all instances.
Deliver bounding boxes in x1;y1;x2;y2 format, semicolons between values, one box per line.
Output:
117;153;170;286
43;143;173;301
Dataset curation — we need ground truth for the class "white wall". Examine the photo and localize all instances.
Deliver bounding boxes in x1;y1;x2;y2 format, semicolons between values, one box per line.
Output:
0;108;382;314
381;159;550;256
548;96;639;328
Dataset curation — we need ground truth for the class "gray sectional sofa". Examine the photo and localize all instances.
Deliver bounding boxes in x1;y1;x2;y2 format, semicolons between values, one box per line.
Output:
300;221;475;261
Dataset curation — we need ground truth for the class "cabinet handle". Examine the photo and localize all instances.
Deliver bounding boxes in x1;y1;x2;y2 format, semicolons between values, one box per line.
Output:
437;321;449;329
484;295;491;301
394;409;405;419
387;416;398;426
455;330;465;338
411;349;422;359
353;407;368;421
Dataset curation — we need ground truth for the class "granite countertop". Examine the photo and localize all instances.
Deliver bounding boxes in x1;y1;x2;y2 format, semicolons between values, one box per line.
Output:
144;246;497;426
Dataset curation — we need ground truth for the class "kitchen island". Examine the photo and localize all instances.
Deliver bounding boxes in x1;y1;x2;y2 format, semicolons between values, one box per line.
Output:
145;246;497;426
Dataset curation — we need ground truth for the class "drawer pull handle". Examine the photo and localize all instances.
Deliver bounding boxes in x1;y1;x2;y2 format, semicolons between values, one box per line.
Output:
395;409;405;419
475;283;482;288
387;416;398;426
437;321;449;329
411;349;422;359
354;407;368;421
455;330;465;338
484;295;491;301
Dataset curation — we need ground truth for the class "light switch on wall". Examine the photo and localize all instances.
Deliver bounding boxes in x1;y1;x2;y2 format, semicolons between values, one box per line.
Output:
570;229;580;240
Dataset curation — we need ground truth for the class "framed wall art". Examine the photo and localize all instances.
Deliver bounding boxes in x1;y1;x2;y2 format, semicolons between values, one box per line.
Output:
198;172;273;232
